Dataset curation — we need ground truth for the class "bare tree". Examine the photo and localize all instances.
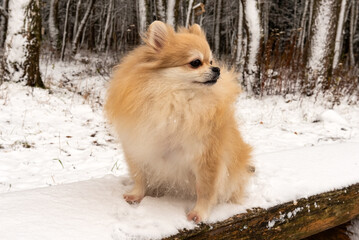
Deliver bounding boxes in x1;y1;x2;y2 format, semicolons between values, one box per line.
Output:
348;0;357;67
60;0;71;61
138;0;148;33
49;0;60;55
156;0;165;22
332;0;347;71
214;0;222;56
241;0;262;95
99;0;113;51
2;0;44;87
0;0;8;48
305;0;340;95
71;0;95;55
73;0;82;39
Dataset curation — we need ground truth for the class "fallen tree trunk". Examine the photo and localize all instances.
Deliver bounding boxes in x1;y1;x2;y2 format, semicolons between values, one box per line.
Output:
165;183;359;240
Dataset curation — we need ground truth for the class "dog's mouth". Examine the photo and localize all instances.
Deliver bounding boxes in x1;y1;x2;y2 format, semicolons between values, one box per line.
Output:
194;75;219;86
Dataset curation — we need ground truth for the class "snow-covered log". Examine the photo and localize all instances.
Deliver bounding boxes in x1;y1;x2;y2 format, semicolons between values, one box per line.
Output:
241;0;262;95
305;0;339;95
1;0;44;88
165;182;359;239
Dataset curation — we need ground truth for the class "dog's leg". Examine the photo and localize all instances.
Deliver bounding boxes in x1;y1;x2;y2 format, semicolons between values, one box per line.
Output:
123;155;146;204
187;154;221;223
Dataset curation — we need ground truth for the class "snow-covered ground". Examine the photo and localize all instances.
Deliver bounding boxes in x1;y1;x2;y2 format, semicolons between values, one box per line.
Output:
0;59;359;239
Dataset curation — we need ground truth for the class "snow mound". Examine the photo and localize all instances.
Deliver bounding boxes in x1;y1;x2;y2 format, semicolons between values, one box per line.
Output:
319;109;349;126
1;143;358;240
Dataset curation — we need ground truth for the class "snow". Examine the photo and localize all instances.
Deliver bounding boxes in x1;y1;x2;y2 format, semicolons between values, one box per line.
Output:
0;144;358;239
1;59;359;238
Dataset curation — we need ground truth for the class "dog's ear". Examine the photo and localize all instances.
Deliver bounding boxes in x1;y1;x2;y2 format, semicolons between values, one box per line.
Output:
146;21;173;51
188;24;206;38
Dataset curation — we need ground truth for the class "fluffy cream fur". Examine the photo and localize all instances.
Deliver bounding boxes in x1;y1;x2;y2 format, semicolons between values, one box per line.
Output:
105;21;252;223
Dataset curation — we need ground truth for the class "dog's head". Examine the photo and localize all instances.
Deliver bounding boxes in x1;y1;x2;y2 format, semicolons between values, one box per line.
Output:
143;21;220;88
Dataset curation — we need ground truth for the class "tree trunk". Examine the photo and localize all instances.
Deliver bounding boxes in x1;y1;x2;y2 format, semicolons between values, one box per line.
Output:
214;0;222;56
298;0;310;54
332;0;347;72
60;0;71;61
71;0;95;55
165;182;359;240
241;0;262;95
348;0;356;67
166;0;177;27
99;0;113;51
2;0;44;88
73;0;82;40
49;0;60;55
185;0;194;28
0;0;9;48
138;0;147;33
156;0;165;22
235;0;243;66
305;0;340;95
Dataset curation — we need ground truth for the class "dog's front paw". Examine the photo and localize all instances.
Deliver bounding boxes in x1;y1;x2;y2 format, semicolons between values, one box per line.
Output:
187;210;204;224
123;193;144;204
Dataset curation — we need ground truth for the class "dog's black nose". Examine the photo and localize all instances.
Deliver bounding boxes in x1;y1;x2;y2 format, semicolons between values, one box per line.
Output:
211;67;220;74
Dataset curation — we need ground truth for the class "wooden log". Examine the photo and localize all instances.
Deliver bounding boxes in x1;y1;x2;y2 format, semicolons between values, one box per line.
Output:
165;183;359;240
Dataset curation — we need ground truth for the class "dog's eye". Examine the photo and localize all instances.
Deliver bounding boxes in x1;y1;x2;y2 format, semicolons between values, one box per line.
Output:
210;60;213;65
190;59;202;68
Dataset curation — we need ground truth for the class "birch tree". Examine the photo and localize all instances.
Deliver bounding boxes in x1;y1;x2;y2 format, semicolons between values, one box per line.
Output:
2;0;44;88
166;0;176;27
60;0;71;61
305;0;340;95
214;0;222;56
241;0;262;95
49;0;60;55
99;0;113;51
235;0;243;66
332;0;347;71
156;0;165;22
348;0;357;67
138;0;147;33
185;0;194;28
71;0;95;55
0;0;8;48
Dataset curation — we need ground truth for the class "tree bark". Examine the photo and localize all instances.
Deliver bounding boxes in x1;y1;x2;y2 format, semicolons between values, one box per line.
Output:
214;0;222;56
348;0;356;67
298;0;310;54
305;0;340;95
99;0;113;51
165;182;359;240
156;0;165;22
2;0;44;88
73;0;82;40
49;0;60;55
60;0;71;61
332;0;347;71
0;0;9;48
241;0;262;95
235;0;243;66
185;0;194;28
71;0;95;55
138;0;147;33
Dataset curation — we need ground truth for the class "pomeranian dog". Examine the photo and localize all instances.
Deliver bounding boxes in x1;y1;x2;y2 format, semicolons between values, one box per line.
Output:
105;21;252;223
